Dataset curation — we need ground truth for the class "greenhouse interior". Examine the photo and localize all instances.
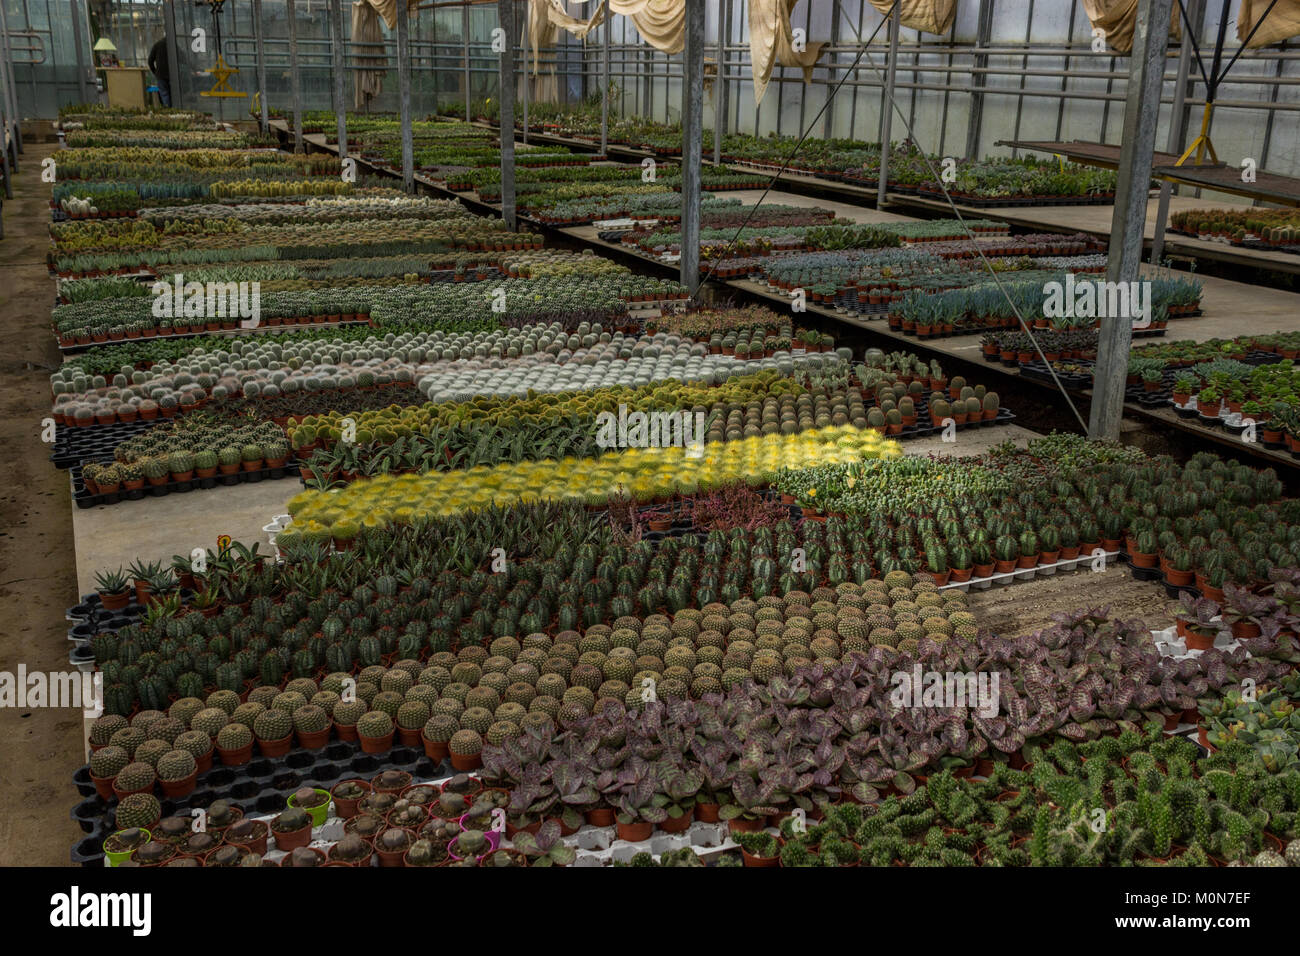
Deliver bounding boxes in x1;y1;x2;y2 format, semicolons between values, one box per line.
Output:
3;0;1300;904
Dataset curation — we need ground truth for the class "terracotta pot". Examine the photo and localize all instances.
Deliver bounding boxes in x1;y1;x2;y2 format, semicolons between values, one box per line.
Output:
696;803;721;823
421;735;449;762
949;567;973;583
727;817;765;836
742;848;781;867
336;722;358;742
296;723;332;749
327;842;374;867
160;771;197;798
90;772;116;801
375;831;416;867
449;751;482;771
257;733;292;757
585;807;615;827
973;563;994;578
1230;620;1261;641
1185;629;1216;651
993;559;1017;574
396;726;422;747
273;822;313;852
1165;568;1195;587
659;808;694;834
217;740;254;766
331;780;372;819
358;730;394;754
1130;551;1158;569
1016;555;1037;569
616;821;653;843
98;591;130;612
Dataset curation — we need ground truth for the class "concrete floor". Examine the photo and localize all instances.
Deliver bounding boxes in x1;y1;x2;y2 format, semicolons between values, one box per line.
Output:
0;142;87;866
71;479;291;595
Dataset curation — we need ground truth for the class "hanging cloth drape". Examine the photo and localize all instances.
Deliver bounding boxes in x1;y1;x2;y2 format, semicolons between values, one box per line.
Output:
1238;0;1300;48
751;0;827;104
867;0;957;35
350;0;389;109
1079;0;1181;54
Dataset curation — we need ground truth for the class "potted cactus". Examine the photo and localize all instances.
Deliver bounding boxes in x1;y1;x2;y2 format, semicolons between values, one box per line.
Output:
422;713;457;761
448;728;484;771
356;710;395;753
253;708;293;757
156;749;198;798
112;761;156;800
292;703;332;749
89;745;129;800
215;722;254;765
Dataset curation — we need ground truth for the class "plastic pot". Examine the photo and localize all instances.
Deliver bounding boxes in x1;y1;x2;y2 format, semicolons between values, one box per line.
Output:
272;821;313;852
288;788;333;828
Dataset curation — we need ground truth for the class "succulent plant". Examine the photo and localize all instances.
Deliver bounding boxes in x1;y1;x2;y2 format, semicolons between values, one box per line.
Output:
156;749;197;782
190;706;229;737
173;730;213;759
272;807;311;833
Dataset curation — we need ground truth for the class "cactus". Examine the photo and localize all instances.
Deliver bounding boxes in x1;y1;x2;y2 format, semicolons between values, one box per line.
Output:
292;703;330;733
157;749;197;782
91;745;130;778
333;700;367;727
357;710;394;738
115;761;157;792
115;793;162;830
173;730;212;759
215;723;252;750
90;714;128;745
423;714;458;743
189;707;228;737
252;708;291;742
448;729;483;757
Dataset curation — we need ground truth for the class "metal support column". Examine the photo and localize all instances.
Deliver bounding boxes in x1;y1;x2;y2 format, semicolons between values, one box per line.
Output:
70;0;89;104
823;0;842;139
521;31;529;143
464;3;472;120
713;0;729;164
876;1;900;206
1090;0;1174;442
601;0;609;155
287;0;303;153
253;0;269;133
397;0;414;192
1151;1;1197;263
331;0;348;159
0;46;11;201
965;0;994;159
498;0;517;230
680;0;704;291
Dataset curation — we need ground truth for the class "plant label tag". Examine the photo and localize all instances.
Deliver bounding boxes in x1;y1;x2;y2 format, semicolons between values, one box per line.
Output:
319;821;345;842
